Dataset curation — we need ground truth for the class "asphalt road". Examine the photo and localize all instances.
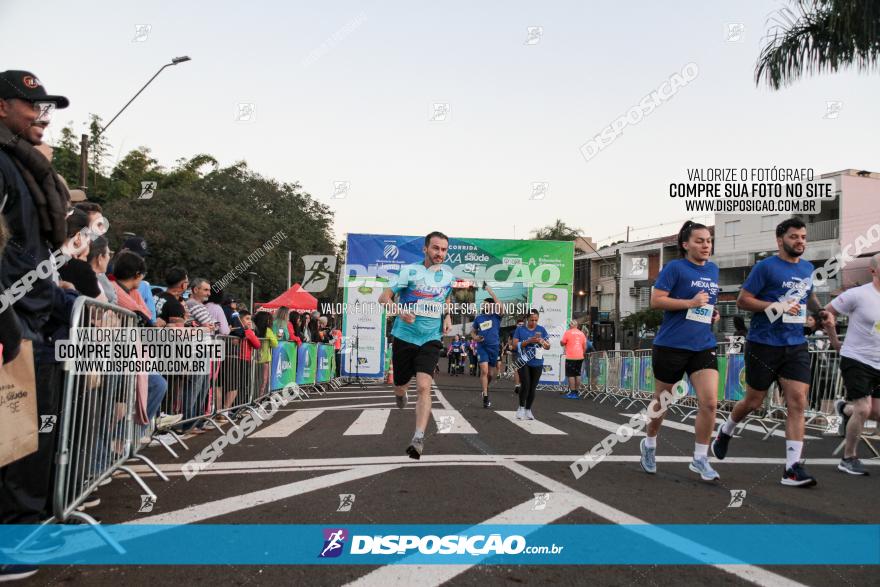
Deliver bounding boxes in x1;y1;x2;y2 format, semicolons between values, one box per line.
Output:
19;367;879;586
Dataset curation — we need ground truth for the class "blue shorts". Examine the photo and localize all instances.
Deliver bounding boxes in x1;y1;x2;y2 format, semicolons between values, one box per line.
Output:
476;344;499;367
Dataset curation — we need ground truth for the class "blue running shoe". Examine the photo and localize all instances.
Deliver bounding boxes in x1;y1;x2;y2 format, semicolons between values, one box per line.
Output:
689;456;720;481
639;438;656;474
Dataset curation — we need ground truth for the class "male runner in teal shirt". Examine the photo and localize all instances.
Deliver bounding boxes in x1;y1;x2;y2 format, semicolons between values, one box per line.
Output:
379;231;453;459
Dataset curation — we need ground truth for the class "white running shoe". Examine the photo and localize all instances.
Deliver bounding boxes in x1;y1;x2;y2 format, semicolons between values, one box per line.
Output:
689;456;720;481
525;409;535;420
515;407;526;420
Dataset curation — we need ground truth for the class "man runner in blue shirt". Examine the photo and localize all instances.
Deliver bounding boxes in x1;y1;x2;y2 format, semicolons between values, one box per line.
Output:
470;283;502;408
712;218;826;487
378;231;453;459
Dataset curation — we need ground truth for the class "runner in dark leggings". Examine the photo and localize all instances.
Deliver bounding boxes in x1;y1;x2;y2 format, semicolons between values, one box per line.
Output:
512;309;550;420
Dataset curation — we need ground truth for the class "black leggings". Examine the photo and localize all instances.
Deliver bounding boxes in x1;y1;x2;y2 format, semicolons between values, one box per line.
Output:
517;365;542;409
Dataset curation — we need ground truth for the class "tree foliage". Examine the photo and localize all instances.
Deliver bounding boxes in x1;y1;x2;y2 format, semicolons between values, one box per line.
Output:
530;219;583;241
756;0;880;89
50;124;338;309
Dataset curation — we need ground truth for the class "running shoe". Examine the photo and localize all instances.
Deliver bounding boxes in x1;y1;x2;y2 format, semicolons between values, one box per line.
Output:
639;438;656;474
781;461;817;487
689;456;720;481
0;565;38;582
711;430;732;460
515;407;526;420
838;457;869;476
156;413;183;429
406;436;424;460
525;409;535;420
482;395;491;409
564;392;579;399
395;392;408;409
834;399;850;437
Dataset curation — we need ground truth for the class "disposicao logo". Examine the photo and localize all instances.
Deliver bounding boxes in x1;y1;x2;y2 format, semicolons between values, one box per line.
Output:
319;528;348;558
542;293;558;301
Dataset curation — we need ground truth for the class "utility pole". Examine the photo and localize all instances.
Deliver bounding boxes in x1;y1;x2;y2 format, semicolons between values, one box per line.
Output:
626;226;631;242
614;248;621;350
288;251;292;288
78;134;89;190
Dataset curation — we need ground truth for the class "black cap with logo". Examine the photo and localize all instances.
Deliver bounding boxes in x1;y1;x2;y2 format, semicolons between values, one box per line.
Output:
122;236;150;257
0;70;69;108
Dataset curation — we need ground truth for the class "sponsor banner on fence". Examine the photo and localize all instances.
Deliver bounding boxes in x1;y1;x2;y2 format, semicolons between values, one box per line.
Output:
317;344;334;383
297;343;318;385
270;342;298;391
2;524;878;565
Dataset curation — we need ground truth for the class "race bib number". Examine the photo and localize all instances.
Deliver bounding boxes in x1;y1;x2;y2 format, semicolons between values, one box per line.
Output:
479;320;492;331
534;347;544;360
686;304;714;324
782;302;806;324
412;300;442;318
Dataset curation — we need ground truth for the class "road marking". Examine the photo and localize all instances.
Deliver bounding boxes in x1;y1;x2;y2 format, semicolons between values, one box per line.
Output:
278;401;443;412
250;409;324;438
561;412;646;436
344;409;391;435
128;465;399;525
431;409;477;434
131;455;876;473
494;411;567;435
503;461;807;587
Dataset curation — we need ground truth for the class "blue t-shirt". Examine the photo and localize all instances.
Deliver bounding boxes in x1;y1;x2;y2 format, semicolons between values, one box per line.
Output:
652;258;720;352
472;313;501;348
743;255;815;347
513;324;549;367
390;264;453;346
450;340;465;353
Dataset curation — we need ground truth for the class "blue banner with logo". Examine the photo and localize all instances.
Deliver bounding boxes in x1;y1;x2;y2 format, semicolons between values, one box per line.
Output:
2;524;877;565
269;342;298;391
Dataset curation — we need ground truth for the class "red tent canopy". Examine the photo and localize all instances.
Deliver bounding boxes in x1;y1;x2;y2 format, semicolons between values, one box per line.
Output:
257;283;318;313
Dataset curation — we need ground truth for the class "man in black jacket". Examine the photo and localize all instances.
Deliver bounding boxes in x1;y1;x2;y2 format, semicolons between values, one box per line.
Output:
0;70;74;581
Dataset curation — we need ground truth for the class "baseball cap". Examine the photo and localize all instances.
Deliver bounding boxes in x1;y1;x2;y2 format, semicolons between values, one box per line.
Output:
0;70;69;108
122;236;149;256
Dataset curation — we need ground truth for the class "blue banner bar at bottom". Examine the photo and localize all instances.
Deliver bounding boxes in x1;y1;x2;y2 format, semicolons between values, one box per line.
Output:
1;524;877;565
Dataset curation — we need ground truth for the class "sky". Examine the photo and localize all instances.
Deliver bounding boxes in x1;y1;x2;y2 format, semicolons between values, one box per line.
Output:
3;0;878;246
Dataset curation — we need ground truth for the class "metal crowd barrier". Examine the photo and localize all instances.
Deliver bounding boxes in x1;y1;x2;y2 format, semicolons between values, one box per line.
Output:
583;341;860;446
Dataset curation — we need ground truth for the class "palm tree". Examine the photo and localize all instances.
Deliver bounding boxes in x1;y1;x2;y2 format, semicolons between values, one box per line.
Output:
530;219;583;241
756;0;880;89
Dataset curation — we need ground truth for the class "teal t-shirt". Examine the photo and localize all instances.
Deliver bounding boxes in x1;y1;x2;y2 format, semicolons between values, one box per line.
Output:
390;264;453;346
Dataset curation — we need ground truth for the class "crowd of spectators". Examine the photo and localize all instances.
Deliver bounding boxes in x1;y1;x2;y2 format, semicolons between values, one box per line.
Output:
0;69;342;583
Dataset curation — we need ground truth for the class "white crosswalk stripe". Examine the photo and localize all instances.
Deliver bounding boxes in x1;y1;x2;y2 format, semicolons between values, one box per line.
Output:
251;409;324;438
344;409;391;435
494;411;567;435
561;412;646;436
431;409;477;434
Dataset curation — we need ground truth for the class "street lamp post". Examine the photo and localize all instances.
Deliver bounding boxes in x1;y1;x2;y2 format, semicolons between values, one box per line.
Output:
79;56;191;191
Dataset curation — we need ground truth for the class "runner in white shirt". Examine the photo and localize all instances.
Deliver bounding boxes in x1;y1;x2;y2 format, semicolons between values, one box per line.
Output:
822;253;880;476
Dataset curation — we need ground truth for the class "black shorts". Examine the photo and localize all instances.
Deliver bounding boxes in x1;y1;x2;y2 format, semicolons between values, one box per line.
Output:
840;356;880;401
744;341;811;391
392;338;442;386
565;359;584;378
652;345;717;384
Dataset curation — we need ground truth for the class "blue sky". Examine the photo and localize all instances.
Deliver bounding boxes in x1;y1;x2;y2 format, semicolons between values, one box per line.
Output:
4;0;878;245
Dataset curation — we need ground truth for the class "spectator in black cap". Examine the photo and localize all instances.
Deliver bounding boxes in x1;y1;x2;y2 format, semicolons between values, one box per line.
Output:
0;70;76;578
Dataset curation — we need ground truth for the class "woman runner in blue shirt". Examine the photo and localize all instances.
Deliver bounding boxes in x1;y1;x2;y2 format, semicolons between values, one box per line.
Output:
640;221;721;481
